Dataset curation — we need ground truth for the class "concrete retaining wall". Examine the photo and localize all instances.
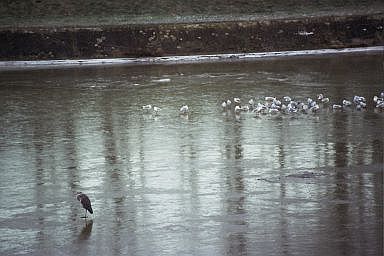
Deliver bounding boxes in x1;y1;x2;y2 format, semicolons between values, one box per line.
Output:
1;14;383;60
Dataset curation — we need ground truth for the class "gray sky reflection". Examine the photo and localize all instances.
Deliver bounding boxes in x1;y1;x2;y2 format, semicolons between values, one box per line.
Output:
0;53;383;255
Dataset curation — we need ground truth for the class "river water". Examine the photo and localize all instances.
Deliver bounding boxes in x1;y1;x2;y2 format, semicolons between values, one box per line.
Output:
0;52;383;255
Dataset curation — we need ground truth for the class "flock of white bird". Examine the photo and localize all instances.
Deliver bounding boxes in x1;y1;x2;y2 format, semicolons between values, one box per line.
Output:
141;91;384;116
141;104;189;115
220;91;384;115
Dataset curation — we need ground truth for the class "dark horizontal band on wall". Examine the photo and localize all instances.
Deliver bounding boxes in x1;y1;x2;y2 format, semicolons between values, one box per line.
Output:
0;14;383;61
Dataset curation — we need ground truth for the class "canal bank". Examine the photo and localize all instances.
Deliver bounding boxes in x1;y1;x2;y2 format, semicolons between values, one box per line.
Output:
1;13;383;61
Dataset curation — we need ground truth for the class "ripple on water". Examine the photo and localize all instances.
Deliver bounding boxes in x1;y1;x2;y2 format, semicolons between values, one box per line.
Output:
0;52;383;256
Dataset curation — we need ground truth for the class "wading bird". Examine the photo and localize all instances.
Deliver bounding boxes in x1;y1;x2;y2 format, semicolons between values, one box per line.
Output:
76;192;93;218
179;105;189;115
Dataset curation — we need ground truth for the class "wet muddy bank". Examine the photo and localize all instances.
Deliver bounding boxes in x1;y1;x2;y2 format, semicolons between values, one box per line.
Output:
0;14;383;60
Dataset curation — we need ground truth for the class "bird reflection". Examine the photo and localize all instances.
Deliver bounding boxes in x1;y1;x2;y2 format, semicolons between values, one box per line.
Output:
78;219;93;241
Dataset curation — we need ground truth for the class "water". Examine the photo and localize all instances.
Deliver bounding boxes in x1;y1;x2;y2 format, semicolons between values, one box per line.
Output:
0;52;383;255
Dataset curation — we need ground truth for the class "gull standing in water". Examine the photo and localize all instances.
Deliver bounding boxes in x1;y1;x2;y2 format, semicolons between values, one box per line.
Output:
332;104;342;110
142;104;152;113
321;97;330;103
283;96;292;102
318;93;330;103
374;93;384;109
153;106;161;115
180;105;189;115
342;99;352;107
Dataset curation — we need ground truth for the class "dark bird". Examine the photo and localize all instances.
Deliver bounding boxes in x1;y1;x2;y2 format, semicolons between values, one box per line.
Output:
76;192;93;218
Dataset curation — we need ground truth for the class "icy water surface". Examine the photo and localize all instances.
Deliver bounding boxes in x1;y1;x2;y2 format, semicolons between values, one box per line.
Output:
0;53;383;255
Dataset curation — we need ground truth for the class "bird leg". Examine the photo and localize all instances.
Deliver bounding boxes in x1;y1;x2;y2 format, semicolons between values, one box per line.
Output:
81;209;87;218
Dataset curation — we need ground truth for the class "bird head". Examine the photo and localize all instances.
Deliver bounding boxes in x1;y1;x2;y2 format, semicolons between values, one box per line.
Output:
75;192;83;200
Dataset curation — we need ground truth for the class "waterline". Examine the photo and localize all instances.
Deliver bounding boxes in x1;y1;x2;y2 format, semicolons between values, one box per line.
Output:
0;46;382;70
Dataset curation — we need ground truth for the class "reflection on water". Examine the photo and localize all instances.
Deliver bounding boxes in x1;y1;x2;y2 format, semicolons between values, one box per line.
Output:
0;53;383;255
78;220;93;241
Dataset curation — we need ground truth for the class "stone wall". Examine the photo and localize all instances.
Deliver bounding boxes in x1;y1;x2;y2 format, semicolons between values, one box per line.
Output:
1;14;383;60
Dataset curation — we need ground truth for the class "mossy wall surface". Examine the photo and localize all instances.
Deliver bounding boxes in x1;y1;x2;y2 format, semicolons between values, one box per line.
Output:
1;0;383;27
